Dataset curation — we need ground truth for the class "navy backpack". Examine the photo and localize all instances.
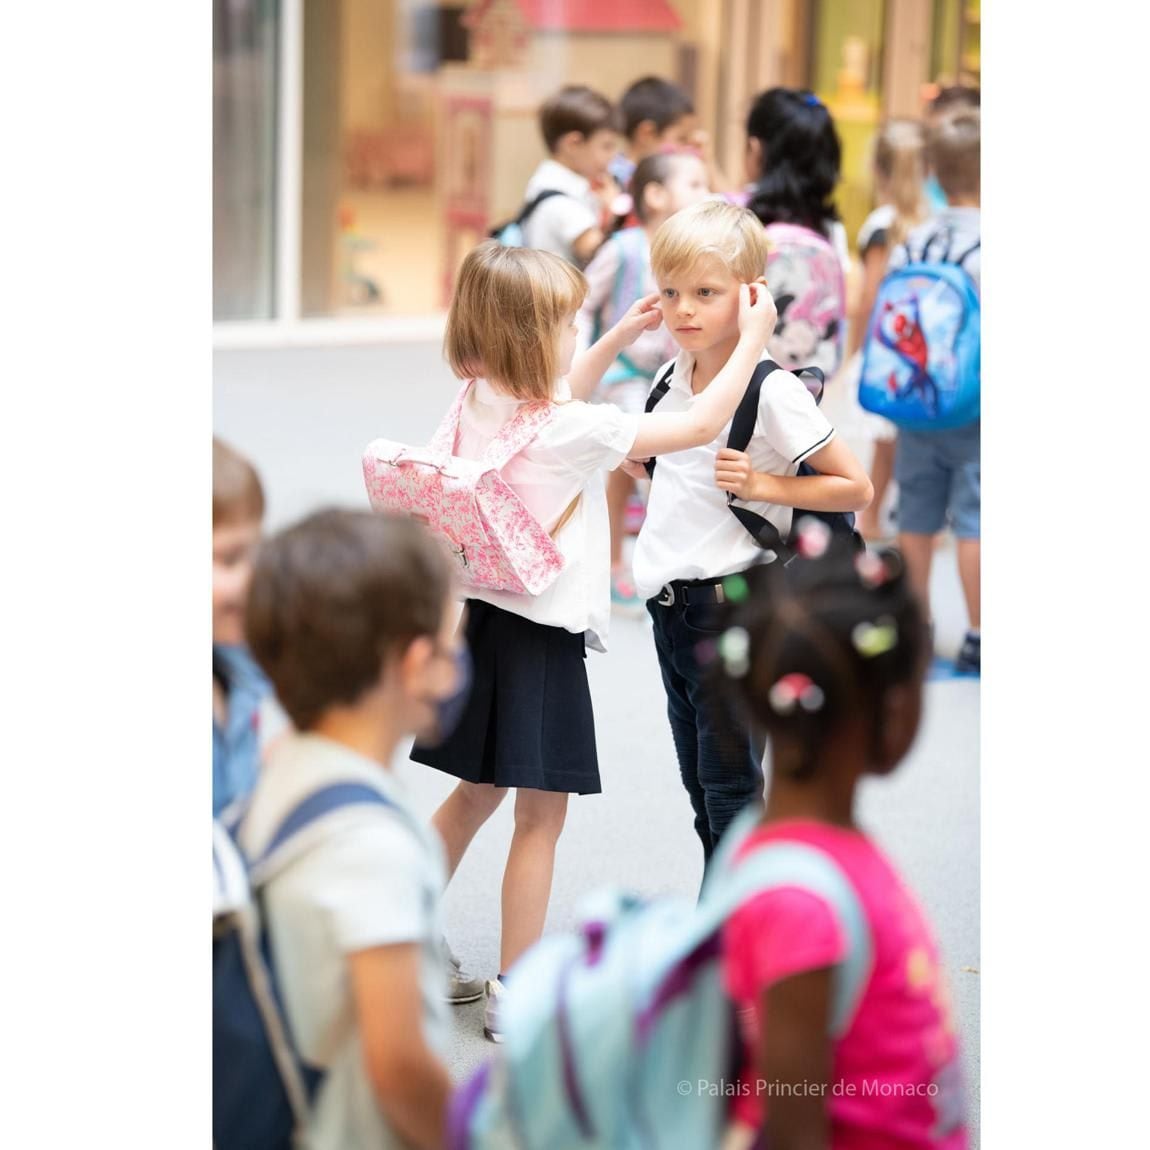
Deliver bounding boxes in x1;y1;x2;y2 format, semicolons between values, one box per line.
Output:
645;358;862;562
212;783;396;1149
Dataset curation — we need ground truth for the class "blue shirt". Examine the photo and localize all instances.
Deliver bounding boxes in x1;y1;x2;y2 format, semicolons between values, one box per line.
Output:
212;644;269;816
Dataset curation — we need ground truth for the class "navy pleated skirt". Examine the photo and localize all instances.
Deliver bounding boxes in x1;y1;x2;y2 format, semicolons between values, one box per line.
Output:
411;599;601;794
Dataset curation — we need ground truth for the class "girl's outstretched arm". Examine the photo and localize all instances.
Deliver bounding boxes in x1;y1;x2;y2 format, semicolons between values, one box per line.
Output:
629;283;778;459
567;292;663;402
715;439;874;513
758;968;834;1150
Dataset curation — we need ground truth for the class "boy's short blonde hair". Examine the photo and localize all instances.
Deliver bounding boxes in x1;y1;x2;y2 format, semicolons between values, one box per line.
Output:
929;109;980;200
213;436;265;527
445;241;587;401
650;200;769;285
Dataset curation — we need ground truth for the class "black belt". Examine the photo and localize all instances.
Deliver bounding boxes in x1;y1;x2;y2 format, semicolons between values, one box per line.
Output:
651;577;731;609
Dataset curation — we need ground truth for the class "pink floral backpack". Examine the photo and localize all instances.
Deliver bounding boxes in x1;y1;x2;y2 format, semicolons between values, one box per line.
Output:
363;381;575;596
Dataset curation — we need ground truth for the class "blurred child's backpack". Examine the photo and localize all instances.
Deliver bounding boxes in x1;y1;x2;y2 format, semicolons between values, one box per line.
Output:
364;382;578;595
645;359;862;561
489;190;568;247
448;807;873;1150
213;784;400;1150
591;226;660;386
858;229;981;431
763;222;847;379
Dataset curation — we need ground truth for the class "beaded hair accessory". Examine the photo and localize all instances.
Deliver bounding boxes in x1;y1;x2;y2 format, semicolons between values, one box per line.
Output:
768;672;825;715
852;616;899;658
718;626;751;678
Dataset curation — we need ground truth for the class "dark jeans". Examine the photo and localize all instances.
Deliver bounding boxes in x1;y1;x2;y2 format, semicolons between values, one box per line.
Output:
647;597;766;866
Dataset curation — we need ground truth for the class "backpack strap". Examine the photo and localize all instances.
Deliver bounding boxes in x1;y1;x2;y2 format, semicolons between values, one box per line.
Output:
428;381;473;458
517;188;566;226
718;840;874;1037
953;239;980;268
480;399;557;472
251;781;401;888
723;360;822;562
641;362;678;478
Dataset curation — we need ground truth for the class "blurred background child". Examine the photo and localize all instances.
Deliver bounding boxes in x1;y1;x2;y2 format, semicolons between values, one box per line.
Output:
212;436;269;817
576;149;712;610
716;540;968;1150
241;509;466;1150
849;119;930;542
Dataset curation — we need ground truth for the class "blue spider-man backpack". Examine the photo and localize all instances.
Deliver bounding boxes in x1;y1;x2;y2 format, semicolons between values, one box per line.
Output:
858;228;980;431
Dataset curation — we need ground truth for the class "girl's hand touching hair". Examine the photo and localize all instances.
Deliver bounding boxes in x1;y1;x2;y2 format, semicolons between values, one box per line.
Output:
614;293;664;346
738;279;778;348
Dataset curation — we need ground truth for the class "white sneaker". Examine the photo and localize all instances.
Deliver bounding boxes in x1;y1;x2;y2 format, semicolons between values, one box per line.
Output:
444;939;484;1005
483;978;505;1043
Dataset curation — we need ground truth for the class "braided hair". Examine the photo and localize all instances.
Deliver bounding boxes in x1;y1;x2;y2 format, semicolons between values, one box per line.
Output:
712;531;927;781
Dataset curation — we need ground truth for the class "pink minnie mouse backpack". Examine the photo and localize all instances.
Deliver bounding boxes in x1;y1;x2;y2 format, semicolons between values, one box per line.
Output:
363;382;576;596
763;222;846;381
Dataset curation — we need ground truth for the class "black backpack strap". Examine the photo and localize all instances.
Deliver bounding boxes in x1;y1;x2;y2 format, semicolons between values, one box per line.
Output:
517;188;565;225
954;238;981;268
642;363;678;478
723;360;794;560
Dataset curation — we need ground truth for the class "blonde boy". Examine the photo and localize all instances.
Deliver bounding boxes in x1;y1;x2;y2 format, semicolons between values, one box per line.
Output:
632;201;871;863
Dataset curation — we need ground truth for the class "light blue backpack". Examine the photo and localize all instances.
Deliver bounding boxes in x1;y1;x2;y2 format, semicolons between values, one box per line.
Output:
448;807;873;1150
858;228;981;432
489;190;568;247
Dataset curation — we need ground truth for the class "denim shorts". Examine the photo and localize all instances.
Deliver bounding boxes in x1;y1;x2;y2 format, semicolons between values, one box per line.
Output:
895;420;981;538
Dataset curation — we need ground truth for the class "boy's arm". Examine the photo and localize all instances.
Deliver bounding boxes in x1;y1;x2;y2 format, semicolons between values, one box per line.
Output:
629;283;778;459
349;943;450;1150
715;438;873;513
757;969;834;1150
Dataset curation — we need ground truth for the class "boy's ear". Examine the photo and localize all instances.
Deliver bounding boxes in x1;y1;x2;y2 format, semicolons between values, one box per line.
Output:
558;129;585;154
396;634;434;693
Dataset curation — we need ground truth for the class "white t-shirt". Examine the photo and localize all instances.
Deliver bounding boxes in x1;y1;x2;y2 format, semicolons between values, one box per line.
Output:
888;207;981;292
520;159;601;264
457;378;639;651
632;351;835;600
238;734;449;1150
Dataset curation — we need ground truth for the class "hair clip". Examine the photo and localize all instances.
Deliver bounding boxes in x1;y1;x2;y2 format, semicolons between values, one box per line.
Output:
794;516;832;560
855;550;888;588
852;617;899;659
721;572;750;604
718;626;751;678
768;673;825;715
804;93;822;108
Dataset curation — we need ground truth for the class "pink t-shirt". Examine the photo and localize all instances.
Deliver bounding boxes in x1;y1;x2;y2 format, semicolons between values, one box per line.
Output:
721;820;968;1149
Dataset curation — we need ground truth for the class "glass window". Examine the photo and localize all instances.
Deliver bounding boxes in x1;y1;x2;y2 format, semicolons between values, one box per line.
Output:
214;0;279;321
299;0;692;317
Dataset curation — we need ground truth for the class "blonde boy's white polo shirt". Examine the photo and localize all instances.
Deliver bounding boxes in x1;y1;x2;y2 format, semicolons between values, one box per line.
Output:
521;159;601;263
632;350;835;601
238;733;449;1150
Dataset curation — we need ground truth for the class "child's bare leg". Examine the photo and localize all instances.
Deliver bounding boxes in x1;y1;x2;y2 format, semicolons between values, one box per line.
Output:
500;788;569;972
432;781;509;882
859;438;896;539
899;532;936;625
957;538;980;631
606;467;634;571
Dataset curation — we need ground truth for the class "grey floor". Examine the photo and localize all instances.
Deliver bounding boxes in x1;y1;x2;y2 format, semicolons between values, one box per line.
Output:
216;340;980;1143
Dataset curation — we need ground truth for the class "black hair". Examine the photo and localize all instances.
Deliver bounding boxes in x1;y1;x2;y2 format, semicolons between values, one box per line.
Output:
630;150;695;223
620;76;695;139
929;84;980;117
713;534;927;781
744;87;841;233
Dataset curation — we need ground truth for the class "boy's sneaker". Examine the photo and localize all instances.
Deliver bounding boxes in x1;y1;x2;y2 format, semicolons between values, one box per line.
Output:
954;631;980;676
610;569;644;614
444;940;484;1005
483;978;505;1043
